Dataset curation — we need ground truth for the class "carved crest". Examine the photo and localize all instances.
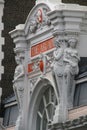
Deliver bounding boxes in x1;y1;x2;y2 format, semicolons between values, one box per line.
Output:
29;5;51;34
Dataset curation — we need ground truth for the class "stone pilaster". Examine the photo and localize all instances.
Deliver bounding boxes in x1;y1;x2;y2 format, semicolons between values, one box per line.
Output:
9;24;27;130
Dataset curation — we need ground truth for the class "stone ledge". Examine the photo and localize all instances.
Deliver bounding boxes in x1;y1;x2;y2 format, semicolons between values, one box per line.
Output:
69;106;87;120
3;107;87;130
6;126;15;130
51;115;87;130
51;106;87;130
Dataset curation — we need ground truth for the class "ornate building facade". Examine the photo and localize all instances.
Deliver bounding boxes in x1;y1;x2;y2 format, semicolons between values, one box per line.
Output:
1;0;87;130
9;0;87;130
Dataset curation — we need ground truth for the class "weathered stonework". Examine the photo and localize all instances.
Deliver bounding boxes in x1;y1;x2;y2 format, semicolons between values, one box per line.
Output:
9;0;87;130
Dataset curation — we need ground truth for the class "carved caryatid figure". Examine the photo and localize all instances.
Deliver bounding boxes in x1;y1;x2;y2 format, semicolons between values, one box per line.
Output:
52;37;64;103
13;55;24;111
63;38;80;109
52;37;80;123
13;55;25;130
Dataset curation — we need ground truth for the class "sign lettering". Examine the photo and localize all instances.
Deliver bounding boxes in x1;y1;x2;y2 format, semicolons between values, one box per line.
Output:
31;38;54;57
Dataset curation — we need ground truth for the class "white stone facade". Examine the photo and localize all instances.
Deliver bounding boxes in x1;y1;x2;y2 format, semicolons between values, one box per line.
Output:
10;1;87;130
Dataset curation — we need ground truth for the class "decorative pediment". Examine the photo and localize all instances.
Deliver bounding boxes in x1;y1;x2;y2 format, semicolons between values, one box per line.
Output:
24;3;51;37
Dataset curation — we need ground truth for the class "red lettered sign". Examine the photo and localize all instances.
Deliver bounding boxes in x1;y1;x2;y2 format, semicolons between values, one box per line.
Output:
31;38;54;57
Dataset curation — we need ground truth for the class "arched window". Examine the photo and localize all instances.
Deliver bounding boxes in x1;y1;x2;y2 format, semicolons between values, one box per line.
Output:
27;79;58;130
36;86;57;130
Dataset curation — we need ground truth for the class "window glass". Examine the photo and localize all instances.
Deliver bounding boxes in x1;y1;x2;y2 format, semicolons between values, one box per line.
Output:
3;104;19;127
36;86;57;130
3;107;10;126
9;105;19;126
74;82;87;107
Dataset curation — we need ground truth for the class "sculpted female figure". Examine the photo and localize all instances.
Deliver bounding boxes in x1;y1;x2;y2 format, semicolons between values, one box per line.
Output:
13;55;25;130
52;37;64;103
63;38;80;109
13;56;25;111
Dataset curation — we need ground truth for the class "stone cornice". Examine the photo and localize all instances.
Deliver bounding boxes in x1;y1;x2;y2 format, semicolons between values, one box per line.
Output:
50;115;87;130
9;24;27;51
55;3;87;11
9;24;25;39
48;9;86;34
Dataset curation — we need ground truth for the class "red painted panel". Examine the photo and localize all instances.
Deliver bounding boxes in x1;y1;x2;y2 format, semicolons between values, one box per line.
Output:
28;63;34;72
39;60;44;72
31;38;54;57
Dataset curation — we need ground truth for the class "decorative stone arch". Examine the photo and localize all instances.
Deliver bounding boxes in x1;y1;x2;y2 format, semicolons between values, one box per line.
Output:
27;78;58;130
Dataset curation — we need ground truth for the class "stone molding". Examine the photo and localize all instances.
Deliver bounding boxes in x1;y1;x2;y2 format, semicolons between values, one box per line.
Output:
69;106;87;120
48;9;86;37
50;114;87;130
9;1;87;130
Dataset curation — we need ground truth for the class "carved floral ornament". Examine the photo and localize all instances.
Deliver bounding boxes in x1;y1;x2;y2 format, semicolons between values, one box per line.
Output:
29;7;51;33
